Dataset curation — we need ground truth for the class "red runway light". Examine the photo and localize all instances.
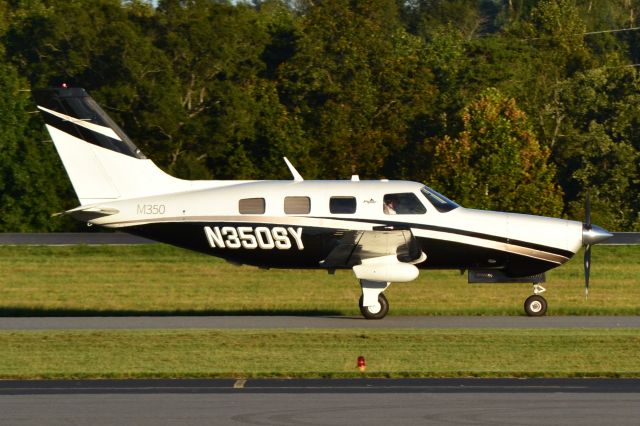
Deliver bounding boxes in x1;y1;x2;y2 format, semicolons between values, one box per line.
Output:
357;356;366;372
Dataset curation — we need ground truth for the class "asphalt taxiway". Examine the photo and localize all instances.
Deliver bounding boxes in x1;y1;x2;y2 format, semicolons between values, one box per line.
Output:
1;379;639;425
2;378;640;395
2;315;640;330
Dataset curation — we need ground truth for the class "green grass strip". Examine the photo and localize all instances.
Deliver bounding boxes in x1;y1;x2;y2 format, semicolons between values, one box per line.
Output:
1;329;640;379
0;245;639;316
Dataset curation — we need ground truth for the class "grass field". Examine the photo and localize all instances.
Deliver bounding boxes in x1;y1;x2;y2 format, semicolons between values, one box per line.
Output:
1;244;639;379
1;329;639;379
0;244;638;316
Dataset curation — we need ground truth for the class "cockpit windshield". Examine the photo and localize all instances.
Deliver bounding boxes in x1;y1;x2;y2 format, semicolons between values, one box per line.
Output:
420;186;460;213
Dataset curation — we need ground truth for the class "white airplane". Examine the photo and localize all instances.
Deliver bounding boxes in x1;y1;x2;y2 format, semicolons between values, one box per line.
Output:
34;86;631;319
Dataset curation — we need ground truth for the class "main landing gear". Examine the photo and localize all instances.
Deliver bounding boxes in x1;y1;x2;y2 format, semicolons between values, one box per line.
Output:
524;284;547;316
358;280;390;319
359;294;389;319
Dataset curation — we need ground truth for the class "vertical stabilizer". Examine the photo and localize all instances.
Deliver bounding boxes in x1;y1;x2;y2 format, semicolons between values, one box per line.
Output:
34;87;201;205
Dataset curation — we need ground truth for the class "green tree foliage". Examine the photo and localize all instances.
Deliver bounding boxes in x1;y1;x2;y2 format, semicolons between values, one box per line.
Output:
403;0;508;39
7;0;185;170
0;1;73;230
0;61;77;231
280;0;435;178
0;0;639;230
551;67;640;230
150;0;308;179
428;88;564;216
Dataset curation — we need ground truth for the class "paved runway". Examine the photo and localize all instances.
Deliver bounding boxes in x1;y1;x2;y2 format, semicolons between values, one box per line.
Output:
1;379;639;425
2;378;640;394
2;315;640;330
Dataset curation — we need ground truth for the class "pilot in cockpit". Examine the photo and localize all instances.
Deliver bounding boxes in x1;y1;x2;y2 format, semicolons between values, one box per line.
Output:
383;195;398;215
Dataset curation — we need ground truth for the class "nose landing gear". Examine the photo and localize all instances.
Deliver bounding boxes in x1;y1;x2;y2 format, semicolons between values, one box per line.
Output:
524;284;547;316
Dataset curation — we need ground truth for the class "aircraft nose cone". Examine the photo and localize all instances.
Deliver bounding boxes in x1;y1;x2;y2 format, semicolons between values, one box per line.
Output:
582;224;613;246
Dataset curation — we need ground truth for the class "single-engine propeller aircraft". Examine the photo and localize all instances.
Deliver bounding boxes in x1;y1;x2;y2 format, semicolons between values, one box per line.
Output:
34;86;636;319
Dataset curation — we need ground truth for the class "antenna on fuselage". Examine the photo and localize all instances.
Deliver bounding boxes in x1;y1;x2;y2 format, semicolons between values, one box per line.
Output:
283;157;304;181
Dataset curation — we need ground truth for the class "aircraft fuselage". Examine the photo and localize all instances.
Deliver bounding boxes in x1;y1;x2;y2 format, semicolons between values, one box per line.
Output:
82;179;584;278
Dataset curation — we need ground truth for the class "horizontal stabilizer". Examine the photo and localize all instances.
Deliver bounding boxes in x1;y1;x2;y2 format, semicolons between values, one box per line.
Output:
55;205;120;222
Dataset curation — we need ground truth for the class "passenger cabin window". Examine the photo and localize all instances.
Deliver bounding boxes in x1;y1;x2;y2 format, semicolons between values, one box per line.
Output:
284;196;310;214
383;193;426;215
330;197;357;214
239;198;265;214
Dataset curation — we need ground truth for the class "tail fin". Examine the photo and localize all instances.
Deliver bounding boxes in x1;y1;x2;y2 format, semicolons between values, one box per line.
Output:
34;87;195;205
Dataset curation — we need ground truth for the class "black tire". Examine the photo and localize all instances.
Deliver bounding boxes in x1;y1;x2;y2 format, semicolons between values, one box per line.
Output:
359;293;389;320
524;295;547;317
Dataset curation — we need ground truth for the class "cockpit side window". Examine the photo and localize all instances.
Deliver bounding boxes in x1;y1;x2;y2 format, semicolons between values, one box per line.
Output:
383;193;426;215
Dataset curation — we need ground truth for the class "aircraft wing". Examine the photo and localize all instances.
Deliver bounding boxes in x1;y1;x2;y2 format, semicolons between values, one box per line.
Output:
320;229;425;268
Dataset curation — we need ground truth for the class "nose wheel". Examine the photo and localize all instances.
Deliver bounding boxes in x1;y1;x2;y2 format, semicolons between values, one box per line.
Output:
524;294;547;316
524;284;547;316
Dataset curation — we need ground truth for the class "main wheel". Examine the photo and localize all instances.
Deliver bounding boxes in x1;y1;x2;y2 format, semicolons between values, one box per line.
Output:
359;293;389;320
524;294;547;317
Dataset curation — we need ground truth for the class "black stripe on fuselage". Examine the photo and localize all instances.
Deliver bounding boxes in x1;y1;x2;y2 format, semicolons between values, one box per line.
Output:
106;215;573;261
122;221;561;276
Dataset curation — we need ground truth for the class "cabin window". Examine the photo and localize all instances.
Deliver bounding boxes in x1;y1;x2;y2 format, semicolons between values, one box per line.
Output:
383;193;426;215
330;197;357;214
239;198;265;214
284;196;311;214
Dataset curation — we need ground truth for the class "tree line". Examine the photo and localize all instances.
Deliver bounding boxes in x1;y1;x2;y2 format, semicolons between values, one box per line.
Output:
0;0;638;231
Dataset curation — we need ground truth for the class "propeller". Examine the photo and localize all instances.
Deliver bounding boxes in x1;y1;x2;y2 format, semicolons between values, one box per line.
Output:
583;194;591;298
581;194;613;299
